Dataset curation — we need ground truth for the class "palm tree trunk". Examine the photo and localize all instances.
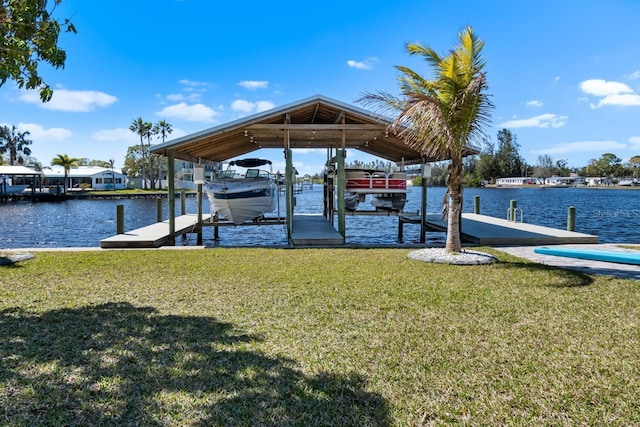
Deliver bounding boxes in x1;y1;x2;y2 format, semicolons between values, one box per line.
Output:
445;160;463;252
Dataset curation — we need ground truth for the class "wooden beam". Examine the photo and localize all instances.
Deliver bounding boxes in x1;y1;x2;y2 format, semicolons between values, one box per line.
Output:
246;124;385;130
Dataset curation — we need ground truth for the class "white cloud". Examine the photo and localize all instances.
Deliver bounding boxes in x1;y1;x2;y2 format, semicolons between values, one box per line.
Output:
627;71;640;80
628;136;640;149
231;99;275;114
531;140;626;155
178;79;209;88
231;99;254;113
13;122;72;142
347;57;378;70
500;113;568;129
156;102;219;122
92;127;188;143
19;89;117;112
166;92;201;102
290;148;326;155
579;79;633;97
91;128;139;142
553;76;560;83
238;80;269;90
526;100;543;107
592;93;640;108
255;100;275;112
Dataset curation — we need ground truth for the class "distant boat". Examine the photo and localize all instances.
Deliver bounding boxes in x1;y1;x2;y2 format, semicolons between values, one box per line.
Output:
204;158;278;224
0;176;28;195
344;169;408;211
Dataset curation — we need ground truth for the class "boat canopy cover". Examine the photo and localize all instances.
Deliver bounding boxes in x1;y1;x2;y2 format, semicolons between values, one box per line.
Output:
230;158;272;168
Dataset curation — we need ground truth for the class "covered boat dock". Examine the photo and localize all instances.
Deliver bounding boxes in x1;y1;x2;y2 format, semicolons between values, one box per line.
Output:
95;94;593;249
146;94;458;247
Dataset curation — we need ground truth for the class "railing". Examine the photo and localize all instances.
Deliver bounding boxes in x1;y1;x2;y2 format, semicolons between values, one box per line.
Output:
506;207;524;222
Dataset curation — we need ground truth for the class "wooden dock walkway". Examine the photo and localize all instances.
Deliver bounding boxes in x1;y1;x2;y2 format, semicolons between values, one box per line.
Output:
420;212;598;246
291;214;345;246
100;211;597;249
100;214;202;248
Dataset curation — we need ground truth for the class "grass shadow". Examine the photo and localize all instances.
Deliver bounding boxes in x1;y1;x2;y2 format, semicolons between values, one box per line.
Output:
492;259;595;288
0;302;390;426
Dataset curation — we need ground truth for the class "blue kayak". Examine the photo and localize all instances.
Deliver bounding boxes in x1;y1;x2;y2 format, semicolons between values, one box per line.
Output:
534;246;640;265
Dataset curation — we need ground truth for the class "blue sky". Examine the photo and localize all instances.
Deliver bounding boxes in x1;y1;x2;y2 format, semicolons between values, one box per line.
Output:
3;0;640;175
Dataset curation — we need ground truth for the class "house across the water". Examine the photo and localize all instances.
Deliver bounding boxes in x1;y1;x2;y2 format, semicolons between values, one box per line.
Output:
43;166;127;190
495;177;542;187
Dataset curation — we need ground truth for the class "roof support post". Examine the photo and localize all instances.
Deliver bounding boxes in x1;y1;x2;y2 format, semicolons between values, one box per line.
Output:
285;147;293;240
283;113;294;240
167;150;175;245
336;148;346;238
336;114;346;237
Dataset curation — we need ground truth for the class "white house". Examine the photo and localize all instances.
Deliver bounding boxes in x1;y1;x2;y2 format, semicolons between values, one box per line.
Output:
495;177;542;187
43;166;127;190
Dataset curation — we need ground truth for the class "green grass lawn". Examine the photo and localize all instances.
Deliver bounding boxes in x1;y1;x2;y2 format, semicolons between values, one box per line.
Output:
1;248;638;426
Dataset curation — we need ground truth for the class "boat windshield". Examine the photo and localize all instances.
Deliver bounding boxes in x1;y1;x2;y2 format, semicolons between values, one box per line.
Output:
245;169;272;178
217;170;237;178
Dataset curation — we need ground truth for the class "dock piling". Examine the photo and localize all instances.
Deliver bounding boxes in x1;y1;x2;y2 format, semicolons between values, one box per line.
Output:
474;196;480;214
117;204;124;234
156;199;162;222
567;206;576;231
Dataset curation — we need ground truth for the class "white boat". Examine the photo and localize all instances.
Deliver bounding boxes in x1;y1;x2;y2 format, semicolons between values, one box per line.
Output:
344;169;408;211
204;159;278;224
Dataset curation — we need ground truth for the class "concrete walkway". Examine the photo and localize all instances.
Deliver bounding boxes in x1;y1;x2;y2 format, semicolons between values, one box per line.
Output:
493;244;640;280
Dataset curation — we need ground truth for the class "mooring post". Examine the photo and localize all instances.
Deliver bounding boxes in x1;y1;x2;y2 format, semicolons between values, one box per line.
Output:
116;204;124;234
180;190;187;241
157;198;162;222
214;212;219;240
567;206;576;231
509;199;517;221
398;216;404;241
474;195;480;214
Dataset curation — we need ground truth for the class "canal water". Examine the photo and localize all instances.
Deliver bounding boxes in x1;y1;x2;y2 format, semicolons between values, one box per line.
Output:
1;186;639;248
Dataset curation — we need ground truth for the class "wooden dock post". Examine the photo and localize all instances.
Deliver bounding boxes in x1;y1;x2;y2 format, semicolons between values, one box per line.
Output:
474;196;480;214
157;198;162;222
213;212;219;240
567;206;576;231
116;204;124;234
180;190;187;241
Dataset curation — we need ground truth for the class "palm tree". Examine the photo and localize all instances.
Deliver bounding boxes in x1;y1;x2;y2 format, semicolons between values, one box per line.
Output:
0;125;33;166
51;154;80;195
152;120;173;188
129;117;152;189
360;26;492;253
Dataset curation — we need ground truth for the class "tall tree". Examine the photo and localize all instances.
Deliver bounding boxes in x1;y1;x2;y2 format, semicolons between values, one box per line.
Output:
152;120;172;188
51;153;79;195
534;154;555;184
585;153;623;178
0;0;76;102
129;117;152;189
628;155;640;178
360;26;492;252
0;125;32;165
495;129;523;177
